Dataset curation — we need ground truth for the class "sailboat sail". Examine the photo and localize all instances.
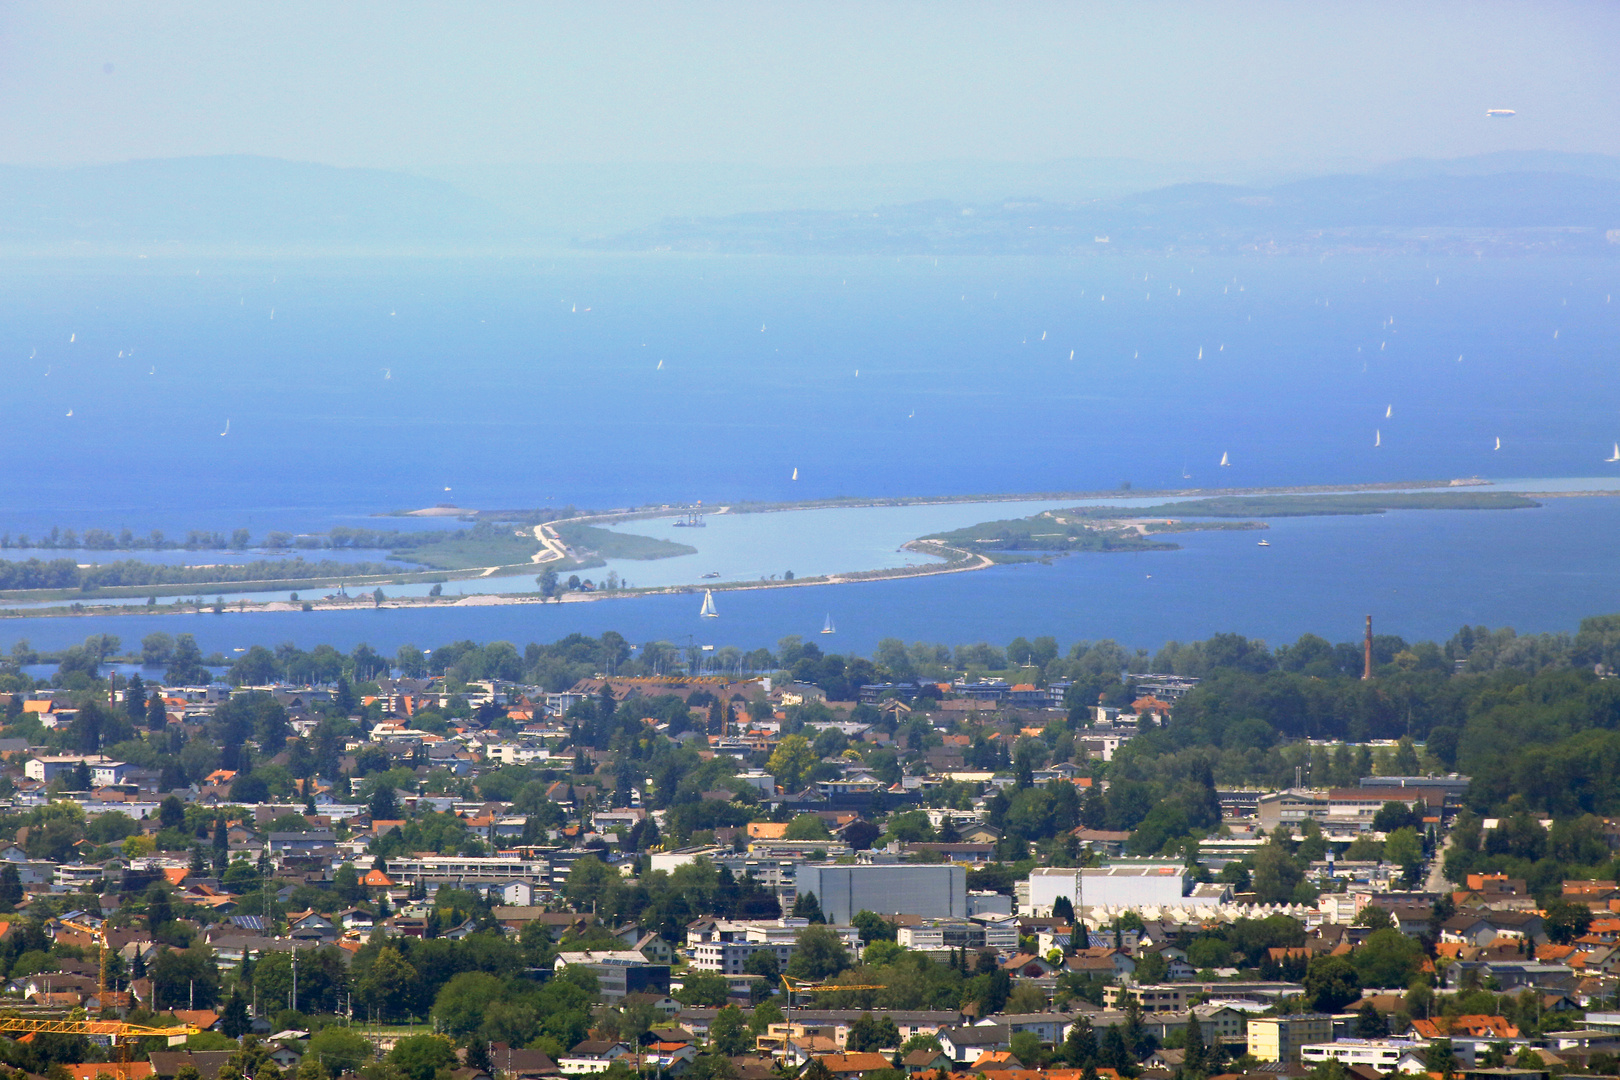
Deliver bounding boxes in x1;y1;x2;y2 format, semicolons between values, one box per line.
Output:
699;589;718;618
1219;451;1230;467
821;614;835;635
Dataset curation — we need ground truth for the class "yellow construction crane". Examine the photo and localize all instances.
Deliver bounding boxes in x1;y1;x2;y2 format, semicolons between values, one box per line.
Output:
58;919;110;1001
0;1017;198;1048
778;975;887;1010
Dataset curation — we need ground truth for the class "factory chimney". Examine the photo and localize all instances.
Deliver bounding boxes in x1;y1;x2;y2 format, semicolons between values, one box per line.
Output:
1363;615;1373;680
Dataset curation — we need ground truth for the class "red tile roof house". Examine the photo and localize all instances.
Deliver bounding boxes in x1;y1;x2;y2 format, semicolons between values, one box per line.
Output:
815;1054;898;1079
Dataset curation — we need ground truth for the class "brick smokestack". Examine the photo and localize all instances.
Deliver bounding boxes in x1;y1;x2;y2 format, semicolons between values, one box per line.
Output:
1363;615;1373;680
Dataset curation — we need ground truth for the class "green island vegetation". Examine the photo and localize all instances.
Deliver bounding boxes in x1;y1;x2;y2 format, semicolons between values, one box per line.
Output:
1090;491;1542;518
925;491;1541;555
389;527;542;570
551;522;698;561
3;613;1620;1071
924;513;1181;552
0;557;403;594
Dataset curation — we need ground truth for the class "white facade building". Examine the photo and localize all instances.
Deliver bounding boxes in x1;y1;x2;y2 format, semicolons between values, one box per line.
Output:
25;755;116;784
1026;862;1221;915
1301;1040;1431;1071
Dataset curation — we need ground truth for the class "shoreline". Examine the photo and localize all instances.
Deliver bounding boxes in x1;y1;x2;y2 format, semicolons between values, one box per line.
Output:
0;477;1605;623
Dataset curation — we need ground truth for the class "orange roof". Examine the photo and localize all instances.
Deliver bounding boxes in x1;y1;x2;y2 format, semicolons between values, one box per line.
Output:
1411;1015;1519;1040
972;1051;1024;1070
171;1010;219;1031
203;769;237;785
747;822;789;839
162;868;188;886
363;869;395;886
64;1065;154;1080
371;820;405;834
22;700;53;713
815;1054;895;1074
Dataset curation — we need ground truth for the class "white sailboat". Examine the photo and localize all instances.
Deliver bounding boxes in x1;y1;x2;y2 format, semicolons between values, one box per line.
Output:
1385;404;1392;418
1494;437;1501;451
1607;443;1620;463
791;467;798;481
1219;452;1230;467
821;614;835;635
1375;429;1381;447
699;589;719;618
220;419;230;437
1197;346;1203;359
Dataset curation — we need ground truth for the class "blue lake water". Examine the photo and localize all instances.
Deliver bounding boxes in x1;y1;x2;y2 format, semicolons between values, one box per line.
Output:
2;253;1619;658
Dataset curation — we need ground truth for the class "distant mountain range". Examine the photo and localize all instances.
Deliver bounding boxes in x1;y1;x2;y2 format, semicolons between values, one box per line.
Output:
0;152;1616;256
590;162;1620;258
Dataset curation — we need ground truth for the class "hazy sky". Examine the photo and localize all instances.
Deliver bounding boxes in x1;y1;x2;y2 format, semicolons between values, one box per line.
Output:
2;1;1618;171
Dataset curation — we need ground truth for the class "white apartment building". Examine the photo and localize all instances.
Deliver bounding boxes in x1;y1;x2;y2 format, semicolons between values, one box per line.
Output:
1300;1040;1430;1071
686;919;860;974
25;755;118;785
386;855;549;885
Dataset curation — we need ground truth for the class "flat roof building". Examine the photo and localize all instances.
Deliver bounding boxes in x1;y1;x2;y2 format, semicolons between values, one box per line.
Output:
795;864;966;924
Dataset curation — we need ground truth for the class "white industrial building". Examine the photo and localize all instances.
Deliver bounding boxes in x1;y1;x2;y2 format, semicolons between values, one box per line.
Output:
1025;862;1226;915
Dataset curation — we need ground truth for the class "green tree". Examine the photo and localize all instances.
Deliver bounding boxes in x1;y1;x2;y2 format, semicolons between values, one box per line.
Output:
743;948;780;981
852;910;897;944
1355;1002;1388;1037
1010;1031;1043;1069
1544;899;1595;945
784;814;832;840
791;891;826;923
766;735;816;792
848;1013;901;1053
748;999;784;1036
166;633;209;685
220;990;251;1038
1352;929;1426;989
1304;955;1363;1012
710;1004;752;1055
307;1026;376;1076
388;1035;456;1080
676;972;730;1007
1426;1039;1457;1080
357;946;418;1022
432;972;504;1039
1061;1017;1097;1068
785;924;851;981
1251;842;1303;904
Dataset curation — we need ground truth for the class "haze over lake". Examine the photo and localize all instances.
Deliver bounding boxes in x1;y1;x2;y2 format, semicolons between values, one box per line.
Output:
1;250;1618;654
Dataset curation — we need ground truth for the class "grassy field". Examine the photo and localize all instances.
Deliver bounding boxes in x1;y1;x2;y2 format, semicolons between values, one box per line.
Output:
394;531;542;569
553;524;697;560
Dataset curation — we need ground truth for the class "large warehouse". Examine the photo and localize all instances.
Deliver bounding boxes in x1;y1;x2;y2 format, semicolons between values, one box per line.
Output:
795;864;968;923
1026;861;1196;914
